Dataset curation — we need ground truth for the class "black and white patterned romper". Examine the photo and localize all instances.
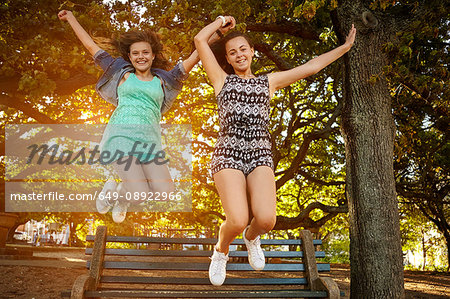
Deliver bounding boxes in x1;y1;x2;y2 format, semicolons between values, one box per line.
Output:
210;74;274;177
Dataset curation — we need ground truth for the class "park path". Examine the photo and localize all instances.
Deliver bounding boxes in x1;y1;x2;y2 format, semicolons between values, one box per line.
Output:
0;259;85;268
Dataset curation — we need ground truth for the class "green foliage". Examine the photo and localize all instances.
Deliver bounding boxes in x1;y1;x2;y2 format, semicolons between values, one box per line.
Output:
321;214;350;264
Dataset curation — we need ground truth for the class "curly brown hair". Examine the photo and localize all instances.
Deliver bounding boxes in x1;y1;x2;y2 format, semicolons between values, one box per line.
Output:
210;31;255;74
112;29;170;70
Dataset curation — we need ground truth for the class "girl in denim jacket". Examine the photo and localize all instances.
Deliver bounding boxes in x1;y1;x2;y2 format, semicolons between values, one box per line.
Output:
58;10;229;223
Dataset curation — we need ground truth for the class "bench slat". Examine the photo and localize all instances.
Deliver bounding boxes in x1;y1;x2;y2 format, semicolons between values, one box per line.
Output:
85;235;322;245
85;248;326;258
89;261;330;272
83;289;330;298
100;276;308;285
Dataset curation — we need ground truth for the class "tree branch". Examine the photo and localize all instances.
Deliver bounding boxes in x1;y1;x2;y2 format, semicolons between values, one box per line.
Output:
253;42;293;71
0;94;58;124
273;201;348;231
297;169;345;186
0;70;97;96
246;20;320;41
275;101;342;189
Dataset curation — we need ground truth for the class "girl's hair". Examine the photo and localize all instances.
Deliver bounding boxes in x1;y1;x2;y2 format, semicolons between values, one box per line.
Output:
210;31;254;74
112;29;170;70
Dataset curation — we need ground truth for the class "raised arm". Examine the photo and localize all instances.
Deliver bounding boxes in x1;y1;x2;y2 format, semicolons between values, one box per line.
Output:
182;26;231;74
58;10;101;57
194;16;235;93
182;50;202;75
268;24;357;96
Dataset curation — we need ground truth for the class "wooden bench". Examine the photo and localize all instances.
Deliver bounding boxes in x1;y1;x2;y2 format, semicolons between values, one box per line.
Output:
61;226;343;298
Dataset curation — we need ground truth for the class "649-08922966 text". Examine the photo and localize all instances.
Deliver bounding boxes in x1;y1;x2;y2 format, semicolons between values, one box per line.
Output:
9;191;182;202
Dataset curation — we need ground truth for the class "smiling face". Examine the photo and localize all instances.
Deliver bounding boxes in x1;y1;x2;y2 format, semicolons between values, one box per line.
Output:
225;36;254;73
128;41;155;72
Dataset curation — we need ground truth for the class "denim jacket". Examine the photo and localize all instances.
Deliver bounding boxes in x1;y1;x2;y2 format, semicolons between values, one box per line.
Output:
93;49;188;114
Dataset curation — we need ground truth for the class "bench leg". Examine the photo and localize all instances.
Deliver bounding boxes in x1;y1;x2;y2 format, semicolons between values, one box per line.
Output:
70;274;93;299
317;276;341;299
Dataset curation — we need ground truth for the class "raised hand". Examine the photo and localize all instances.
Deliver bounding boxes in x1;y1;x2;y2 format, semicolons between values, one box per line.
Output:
58;10;74;22
222;16;236;30
57;9;100;56
217;16;236;35
345;24;357;48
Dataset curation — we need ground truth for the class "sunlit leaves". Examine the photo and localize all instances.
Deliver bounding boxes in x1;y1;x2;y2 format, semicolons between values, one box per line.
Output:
292;0;329;21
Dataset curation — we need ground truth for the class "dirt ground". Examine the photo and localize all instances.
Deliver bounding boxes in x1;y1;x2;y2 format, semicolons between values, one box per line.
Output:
0;246;449;299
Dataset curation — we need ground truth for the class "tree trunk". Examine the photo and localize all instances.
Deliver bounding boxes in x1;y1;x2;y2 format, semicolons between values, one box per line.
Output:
443;231;450;272
335;2;405;298
422;229;426;271
435;217;450;272
447;240;450;272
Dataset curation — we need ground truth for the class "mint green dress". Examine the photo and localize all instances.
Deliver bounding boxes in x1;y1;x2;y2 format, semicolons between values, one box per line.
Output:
100;73;164;163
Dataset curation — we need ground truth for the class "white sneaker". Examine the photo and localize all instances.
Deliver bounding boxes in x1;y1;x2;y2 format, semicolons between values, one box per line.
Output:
243;226;265;271
112;200;129;223
96;178;117;214
208;247;229;286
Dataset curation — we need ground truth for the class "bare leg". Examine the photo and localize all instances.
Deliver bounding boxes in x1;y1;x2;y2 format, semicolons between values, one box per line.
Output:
213;169;248;254
141;162;175;194
245;166;277;240
113;156;151;203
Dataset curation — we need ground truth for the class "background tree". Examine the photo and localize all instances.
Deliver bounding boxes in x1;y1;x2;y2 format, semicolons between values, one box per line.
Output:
388;4;449;269
395;105;449;269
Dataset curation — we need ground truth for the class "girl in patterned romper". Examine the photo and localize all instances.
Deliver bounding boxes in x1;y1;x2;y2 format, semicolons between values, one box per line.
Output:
195;16;356;286
58;10;230;223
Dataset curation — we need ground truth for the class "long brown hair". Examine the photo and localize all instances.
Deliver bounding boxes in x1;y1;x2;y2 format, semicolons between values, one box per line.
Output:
112;29;170;70
210;31;255;74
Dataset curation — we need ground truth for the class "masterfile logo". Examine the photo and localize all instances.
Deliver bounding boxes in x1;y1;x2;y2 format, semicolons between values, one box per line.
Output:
5;124;192;213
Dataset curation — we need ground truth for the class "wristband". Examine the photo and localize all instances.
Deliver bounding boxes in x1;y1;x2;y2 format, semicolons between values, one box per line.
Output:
216;15;226;27
216;29;224;38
